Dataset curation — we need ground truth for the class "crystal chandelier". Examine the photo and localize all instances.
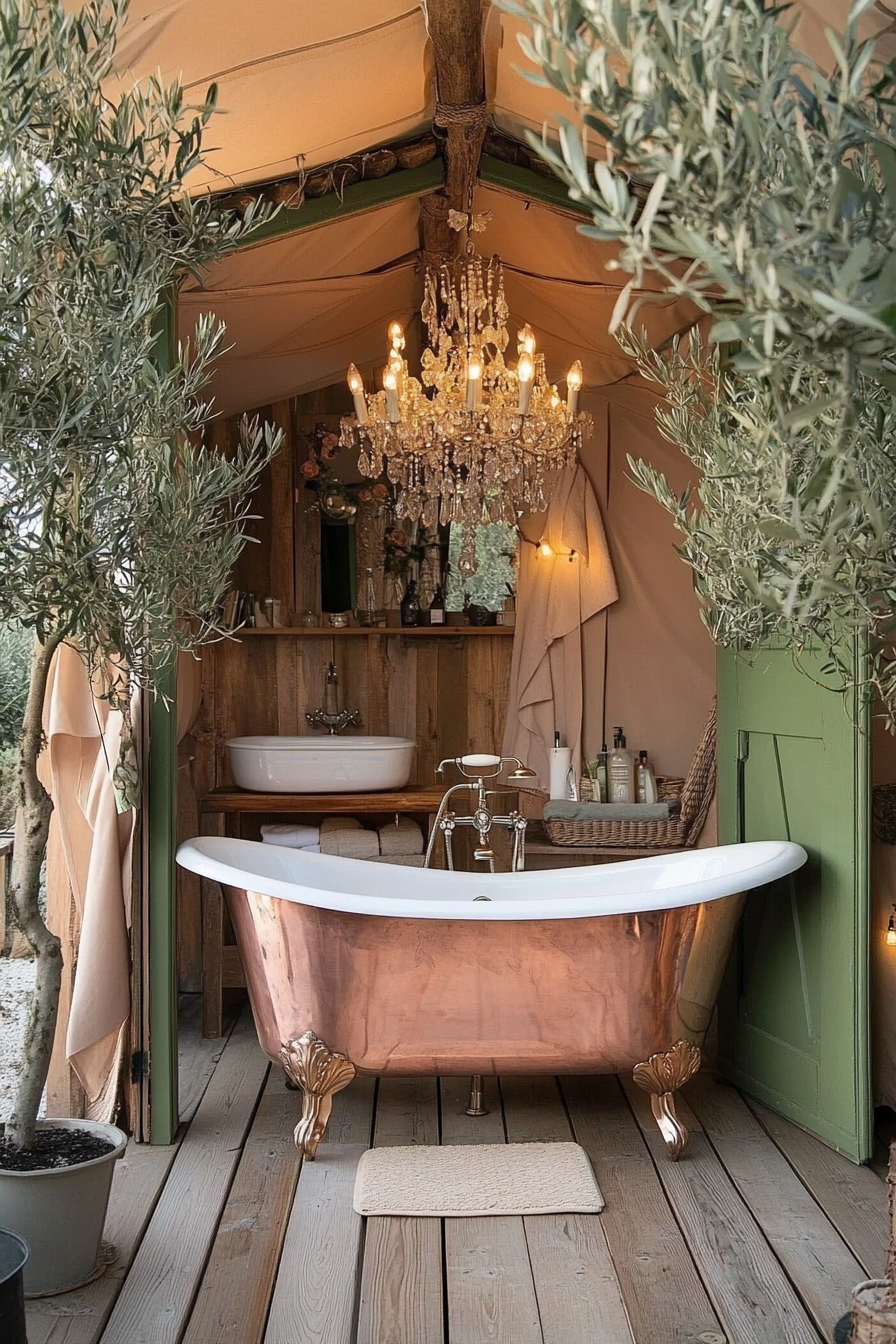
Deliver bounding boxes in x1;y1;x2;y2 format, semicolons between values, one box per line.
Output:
339;227;591;576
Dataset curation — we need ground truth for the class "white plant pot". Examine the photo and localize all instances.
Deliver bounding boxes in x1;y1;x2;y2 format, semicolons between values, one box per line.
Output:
0;1118;126;1295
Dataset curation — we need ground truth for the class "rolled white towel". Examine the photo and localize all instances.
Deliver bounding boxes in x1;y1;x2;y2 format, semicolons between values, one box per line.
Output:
261;823;320;849
378;817;424;857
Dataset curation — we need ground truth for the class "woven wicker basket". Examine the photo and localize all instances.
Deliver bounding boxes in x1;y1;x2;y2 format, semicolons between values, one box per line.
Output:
542;702;717;850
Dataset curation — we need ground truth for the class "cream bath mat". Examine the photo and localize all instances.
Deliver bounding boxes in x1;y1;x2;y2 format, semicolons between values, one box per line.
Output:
353;1142;604;1217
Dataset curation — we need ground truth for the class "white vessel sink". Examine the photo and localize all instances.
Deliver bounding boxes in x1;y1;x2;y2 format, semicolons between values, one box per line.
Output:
226;735;415;793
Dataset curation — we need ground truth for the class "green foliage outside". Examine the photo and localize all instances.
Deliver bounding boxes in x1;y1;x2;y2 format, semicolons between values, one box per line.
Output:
0;624;30;829
507;0;896;719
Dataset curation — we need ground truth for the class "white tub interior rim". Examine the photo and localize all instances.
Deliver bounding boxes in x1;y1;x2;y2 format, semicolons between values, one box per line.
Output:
177;837;807;922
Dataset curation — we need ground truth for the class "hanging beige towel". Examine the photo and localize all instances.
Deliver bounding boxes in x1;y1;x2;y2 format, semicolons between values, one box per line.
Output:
40;644;135;1113
503;464;618;792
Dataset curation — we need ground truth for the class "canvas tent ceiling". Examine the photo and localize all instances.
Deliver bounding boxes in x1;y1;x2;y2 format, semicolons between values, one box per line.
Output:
103;1;896;194
178;186;698;416
97;0;896;415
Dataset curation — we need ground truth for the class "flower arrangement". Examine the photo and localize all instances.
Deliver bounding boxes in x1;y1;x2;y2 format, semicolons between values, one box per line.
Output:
383;523;437;576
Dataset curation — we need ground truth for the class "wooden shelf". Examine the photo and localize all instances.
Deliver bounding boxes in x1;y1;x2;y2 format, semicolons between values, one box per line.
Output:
235;625;515;636
201;785;447;814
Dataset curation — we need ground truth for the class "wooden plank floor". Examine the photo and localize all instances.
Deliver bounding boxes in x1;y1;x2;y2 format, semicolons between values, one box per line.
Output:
28;1011;889;1344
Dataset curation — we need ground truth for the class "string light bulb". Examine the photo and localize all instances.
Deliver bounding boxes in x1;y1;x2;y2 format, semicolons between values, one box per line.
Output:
538;539;554;558
887;906;896;946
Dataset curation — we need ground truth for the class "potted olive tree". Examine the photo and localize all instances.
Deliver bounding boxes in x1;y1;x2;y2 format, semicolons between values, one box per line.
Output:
511;0;896;1336
0;0;279;1295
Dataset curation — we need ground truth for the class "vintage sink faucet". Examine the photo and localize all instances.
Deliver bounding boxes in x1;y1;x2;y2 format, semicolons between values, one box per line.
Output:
305;661;361;735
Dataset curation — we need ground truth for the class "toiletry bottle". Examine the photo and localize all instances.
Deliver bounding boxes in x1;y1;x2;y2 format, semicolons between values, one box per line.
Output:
607;728;634;803
596;743;609;803
637;749;658;804
400;577;421;627
429;583;445;625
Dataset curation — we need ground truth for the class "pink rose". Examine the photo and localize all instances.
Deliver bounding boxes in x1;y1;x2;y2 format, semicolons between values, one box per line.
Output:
372;483;389;501
300;460;319;479
358;488;373;503
320;431;339;459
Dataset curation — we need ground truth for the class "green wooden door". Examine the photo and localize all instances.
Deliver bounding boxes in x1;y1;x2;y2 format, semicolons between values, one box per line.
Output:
717;646;871;1161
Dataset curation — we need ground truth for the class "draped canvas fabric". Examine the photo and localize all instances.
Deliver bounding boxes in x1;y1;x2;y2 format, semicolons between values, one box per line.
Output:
40;644;135;1112
39;645;203;1116
503;465;618;790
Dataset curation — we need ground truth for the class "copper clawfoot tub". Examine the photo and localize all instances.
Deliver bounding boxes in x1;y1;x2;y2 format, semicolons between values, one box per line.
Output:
177;837;806;1160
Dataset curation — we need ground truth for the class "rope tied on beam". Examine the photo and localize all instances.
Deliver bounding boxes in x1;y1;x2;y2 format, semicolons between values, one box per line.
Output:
433;99;489;131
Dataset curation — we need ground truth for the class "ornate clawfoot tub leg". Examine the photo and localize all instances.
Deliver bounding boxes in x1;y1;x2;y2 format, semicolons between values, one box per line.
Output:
280;1031;356;1159
633;1040;701;1160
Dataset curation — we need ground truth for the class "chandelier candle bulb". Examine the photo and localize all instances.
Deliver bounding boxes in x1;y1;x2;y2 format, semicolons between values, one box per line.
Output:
466;357;482;411
567;360;583;417
383;369;400;423
347;364;367;426
518;353;535;415
388;320;405;351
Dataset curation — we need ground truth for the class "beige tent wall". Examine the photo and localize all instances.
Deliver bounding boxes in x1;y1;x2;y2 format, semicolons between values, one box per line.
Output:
577;381;717;826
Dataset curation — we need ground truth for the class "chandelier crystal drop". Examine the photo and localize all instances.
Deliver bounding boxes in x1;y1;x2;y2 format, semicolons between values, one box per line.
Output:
339;244;591;576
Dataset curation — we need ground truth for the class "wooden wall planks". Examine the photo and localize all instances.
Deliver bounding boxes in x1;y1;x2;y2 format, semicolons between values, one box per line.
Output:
176;398;515;989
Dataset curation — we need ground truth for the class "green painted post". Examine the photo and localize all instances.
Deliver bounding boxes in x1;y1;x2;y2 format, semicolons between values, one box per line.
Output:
147;663;178;1143
146;292;179;1143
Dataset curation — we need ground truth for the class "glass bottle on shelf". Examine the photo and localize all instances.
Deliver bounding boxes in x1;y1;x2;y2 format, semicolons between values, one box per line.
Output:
400;577;421;627
358;567;379;627
428;584;445;626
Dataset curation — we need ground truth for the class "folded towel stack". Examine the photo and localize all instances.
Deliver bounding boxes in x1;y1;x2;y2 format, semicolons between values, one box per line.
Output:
260;815;427;863
320;817;380;860
377;817;424;857
261;823;320;851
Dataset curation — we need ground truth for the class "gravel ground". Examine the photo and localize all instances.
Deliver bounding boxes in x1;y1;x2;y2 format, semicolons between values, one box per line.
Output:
0;955;36;1123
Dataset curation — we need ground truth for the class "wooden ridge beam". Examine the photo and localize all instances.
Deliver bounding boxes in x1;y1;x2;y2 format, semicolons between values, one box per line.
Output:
420;0;488;260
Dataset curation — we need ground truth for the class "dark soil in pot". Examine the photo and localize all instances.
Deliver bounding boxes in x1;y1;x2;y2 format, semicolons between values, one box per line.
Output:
0;1127;114;1172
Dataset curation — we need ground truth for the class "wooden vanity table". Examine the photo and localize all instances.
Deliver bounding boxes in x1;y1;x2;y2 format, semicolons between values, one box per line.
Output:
198;784;447;1035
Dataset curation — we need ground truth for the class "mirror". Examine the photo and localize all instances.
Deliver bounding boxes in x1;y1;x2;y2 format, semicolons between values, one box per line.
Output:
320;519;356;614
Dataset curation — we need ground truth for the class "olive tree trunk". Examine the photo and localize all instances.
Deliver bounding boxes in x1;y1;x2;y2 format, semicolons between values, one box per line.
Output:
5;635;63;1152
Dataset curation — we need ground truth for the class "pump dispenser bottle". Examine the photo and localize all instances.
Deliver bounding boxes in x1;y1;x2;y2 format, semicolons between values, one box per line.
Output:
607;728;635;803
637;750;658;804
